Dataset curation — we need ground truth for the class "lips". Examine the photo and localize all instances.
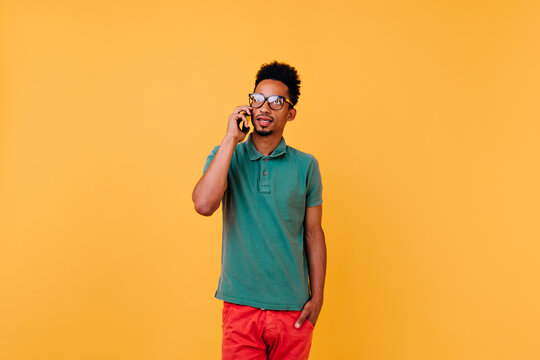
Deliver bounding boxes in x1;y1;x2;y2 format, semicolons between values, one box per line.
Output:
257;116;273;126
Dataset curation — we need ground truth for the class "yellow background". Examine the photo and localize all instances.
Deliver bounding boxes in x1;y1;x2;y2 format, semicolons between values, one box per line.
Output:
1;0;539;359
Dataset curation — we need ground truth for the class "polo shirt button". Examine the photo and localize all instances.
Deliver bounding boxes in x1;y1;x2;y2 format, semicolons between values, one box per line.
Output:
263;158;268;162
263;171;267;176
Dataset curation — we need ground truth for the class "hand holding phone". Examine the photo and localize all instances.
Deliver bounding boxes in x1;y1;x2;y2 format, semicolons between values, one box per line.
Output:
237;111;251;133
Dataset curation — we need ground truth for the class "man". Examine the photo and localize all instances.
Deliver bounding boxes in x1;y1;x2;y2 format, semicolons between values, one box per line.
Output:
192;61;326;360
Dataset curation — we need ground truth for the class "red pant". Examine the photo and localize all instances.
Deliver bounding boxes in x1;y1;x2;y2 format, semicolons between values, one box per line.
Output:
222;301;314;360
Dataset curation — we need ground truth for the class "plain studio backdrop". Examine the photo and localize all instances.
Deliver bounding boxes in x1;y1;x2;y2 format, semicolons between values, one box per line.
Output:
1;1;539;359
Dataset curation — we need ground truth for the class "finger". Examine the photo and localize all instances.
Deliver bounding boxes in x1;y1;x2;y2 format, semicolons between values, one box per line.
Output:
239;112;251;128
236;114;249;131
237;113;247;125
235;106;252;115
295;309;310;328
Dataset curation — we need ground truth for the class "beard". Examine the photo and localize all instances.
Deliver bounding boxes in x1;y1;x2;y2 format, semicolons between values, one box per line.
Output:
254;128;273;136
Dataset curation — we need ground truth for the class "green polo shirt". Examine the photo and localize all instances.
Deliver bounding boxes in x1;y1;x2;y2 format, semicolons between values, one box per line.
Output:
203;134;323;310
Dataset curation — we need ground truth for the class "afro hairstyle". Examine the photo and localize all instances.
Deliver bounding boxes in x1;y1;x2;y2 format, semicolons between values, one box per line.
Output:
254;61;301;107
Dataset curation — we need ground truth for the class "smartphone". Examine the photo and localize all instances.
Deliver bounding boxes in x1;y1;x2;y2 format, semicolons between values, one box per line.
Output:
237;111;251;133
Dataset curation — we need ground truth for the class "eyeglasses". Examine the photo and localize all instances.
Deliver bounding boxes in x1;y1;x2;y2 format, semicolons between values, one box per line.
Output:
248;93;294;110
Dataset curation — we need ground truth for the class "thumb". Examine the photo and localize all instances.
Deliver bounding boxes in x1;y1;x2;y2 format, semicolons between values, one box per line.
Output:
295;309;310;329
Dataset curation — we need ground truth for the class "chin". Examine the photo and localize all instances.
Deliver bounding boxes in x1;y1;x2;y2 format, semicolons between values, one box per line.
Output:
254;128;273;137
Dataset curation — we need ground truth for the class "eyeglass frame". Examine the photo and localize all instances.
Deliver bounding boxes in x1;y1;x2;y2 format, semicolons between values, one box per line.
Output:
248;92;294;110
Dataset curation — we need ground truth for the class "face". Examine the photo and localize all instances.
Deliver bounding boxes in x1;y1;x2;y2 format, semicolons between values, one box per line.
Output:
251;79;296;137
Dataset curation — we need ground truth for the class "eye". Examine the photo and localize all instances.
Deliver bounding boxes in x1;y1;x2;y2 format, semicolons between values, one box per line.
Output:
252;94;265;102
269;96;284;105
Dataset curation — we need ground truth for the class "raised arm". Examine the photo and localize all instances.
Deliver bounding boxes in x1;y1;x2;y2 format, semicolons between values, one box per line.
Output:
192;105;252;216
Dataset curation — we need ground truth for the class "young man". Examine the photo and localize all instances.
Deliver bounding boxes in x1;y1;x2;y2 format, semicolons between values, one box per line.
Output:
192;61;326;360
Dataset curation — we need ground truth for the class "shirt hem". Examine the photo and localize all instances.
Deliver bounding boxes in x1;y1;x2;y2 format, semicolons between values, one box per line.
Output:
215;293;306;311
307;199;323;208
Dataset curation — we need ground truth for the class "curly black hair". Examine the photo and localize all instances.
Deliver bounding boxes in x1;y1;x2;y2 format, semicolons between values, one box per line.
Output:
254;61;301;107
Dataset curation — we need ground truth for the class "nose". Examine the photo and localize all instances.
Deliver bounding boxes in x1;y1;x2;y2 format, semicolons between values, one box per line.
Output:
259;99;272;113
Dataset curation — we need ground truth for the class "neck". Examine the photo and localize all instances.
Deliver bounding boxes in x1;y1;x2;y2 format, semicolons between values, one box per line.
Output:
251;131;283;156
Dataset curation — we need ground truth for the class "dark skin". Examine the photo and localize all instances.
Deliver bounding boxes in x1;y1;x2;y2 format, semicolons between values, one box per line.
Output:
192;79;326;327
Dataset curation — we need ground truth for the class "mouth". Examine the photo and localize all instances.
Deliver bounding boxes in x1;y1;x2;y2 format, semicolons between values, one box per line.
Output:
256;116;273;127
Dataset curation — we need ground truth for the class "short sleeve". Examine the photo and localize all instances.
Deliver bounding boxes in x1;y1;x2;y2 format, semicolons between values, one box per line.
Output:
203;145;220;174
306;156;323;207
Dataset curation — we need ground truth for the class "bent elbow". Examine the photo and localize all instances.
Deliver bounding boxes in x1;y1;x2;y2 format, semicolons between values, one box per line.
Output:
194;201;217;216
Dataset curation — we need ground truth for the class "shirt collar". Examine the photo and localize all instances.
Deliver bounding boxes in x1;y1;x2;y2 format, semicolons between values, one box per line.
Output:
246;133;288;161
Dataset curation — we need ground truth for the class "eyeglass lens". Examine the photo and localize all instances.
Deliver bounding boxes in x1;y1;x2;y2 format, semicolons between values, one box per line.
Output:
249;94;285;110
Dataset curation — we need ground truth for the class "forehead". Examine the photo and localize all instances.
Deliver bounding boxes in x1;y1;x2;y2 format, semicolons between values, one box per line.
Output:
254;79;289;97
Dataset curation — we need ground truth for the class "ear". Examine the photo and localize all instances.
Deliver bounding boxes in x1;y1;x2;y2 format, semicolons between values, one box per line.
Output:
287;107;297;122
